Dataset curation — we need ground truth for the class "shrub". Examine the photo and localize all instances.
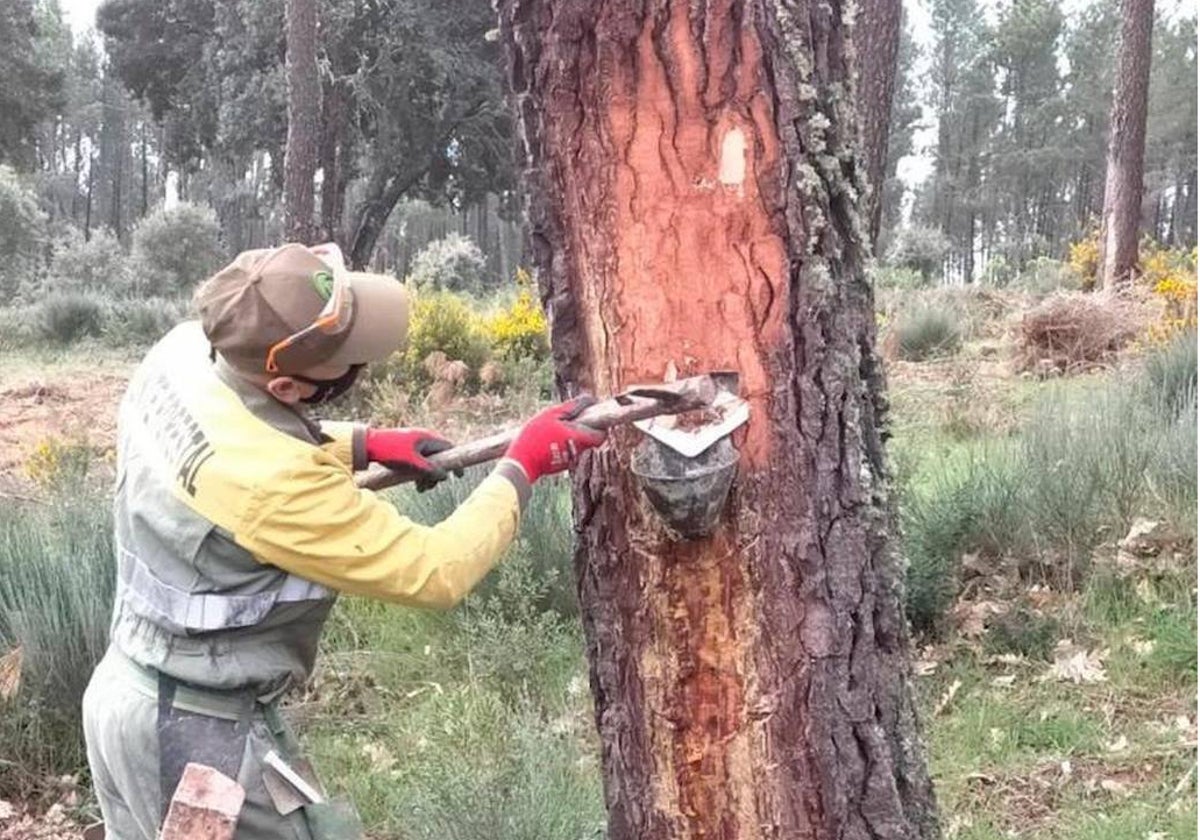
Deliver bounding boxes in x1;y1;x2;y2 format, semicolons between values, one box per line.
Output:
400;291;491;390
900;374;1196;635
901;450;1024;633
36;291;105;343
893;304;961;361
0;304;39;351
1010;257;1078;295
104;296;191;347
1067;229;1100;287
24;435;94;492
0;165;47;298
131;202;225;296
887;226;951;281
1143;327;1197;413
1017;291;1143;373
494;354;556;418
43;228;132;295
408;233;487;295
1142;242;1198;343
981;255;1017;287
0;493;115;793
484;270;549;361
869;263;929;291
1155;388;1197;539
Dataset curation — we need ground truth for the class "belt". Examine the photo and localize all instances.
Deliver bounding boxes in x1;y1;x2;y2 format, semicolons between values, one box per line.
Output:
110;648;275;723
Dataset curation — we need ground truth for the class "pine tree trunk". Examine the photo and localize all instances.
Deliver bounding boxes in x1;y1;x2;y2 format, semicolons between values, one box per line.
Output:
72;128;82;224
141;123;149;218
499;2;938;838
284;0;320;244
1098;0;1154;288
854;0;902;250
319;82;348;245
84;152;95;242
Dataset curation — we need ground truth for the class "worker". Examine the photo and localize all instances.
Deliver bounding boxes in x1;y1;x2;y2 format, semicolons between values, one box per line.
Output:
80;243;605;840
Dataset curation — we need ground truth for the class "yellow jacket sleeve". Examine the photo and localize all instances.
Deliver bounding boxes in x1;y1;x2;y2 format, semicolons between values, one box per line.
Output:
317;421;367;471
238;461;526;609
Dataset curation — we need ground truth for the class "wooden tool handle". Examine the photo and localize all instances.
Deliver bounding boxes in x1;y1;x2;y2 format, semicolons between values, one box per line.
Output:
356;374;720;492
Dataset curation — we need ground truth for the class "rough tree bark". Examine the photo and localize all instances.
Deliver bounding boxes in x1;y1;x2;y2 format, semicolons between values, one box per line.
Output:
854;0;902;250
1098;0;1154;288
284;0;320;244
498;1;938;838
318;80;351;245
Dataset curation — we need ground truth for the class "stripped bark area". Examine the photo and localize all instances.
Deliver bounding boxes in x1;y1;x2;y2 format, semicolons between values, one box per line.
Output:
499;1;938;837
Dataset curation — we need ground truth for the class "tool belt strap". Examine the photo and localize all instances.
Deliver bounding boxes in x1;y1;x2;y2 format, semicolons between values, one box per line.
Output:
112;647;276;722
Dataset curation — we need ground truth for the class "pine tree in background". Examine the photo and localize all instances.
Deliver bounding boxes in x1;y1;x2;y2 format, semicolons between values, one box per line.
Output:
283;0;319;244
1098;0;1155;288
876;17;921;258
856;0;904;249
1145;15;1197;248
3;0;1194;285
923;0;998;282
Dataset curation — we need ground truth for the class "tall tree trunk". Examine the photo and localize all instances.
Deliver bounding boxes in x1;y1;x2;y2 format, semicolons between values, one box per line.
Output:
71;128;82;224
318;81;348;245
1171;169;1197;248
854;0;902;250
141;122;149;218
84;152;95;241
346;102;484;268
347;166;430;269
1098;0;1154;288
284;0;320;244
499;2;938;838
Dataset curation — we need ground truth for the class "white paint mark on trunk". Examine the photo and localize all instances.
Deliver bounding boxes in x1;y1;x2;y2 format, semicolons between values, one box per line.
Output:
718;127;746;188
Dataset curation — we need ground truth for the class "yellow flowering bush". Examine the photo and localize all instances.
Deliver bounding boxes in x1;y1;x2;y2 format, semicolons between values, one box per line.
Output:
1142;243;1197;344
1067;229;1100;288
388;291;491;391
25;435;92;490
484;268;549;361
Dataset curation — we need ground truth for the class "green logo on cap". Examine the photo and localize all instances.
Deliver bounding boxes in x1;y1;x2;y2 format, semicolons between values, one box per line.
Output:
311;270;334;301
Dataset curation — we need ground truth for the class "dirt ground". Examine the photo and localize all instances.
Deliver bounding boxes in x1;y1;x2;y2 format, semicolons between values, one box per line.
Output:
0;361;130;499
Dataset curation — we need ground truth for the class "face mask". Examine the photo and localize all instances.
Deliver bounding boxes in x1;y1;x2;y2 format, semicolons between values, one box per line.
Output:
293;364;364;405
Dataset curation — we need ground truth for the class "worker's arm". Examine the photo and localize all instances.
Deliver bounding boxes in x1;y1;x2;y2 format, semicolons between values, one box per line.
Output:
316;423;452;491
316;421;367;471
239;460;530;609
238;397;603;610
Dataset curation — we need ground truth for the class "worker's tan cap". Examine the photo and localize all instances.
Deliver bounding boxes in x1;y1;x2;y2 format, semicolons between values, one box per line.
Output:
195;243;409;376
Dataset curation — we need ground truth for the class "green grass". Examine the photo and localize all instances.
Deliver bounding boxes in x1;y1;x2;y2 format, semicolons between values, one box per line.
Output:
1144;329;1198;414
0;496;114;795
896;364;1197;633
304;475;604;837
926;567;1195;837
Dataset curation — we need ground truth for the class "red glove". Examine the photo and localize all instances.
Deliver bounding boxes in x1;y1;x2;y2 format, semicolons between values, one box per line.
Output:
365;428;455;492
503;395;607;483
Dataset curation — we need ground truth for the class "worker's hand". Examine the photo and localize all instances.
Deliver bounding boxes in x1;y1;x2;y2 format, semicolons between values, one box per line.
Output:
503;395;607;483
365;428;456;492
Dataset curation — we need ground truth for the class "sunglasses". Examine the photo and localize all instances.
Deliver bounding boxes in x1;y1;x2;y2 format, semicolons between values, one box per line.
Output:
264;269;355;374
